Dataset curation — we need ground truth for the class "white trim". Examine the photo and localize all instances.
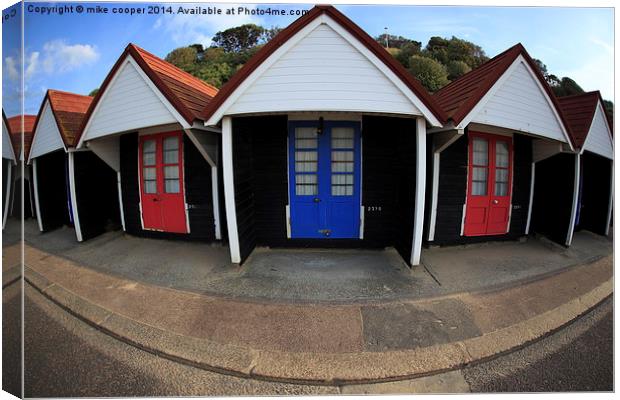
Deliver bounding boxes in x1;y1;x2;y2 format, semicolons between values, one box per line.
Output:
68;152;83;242
285;205;291;239
222;117;241;263
206;15;441;127
458;55;574;150
285;131;291;239
359;131;364;239
211;166;222;240
182;138;191;234
28;169;36;217
32;158;43;231
580;100;614;160
525;162;535;235
3;162;12;229
605;161;613;236
27;99;67;164
78;56;191;148
410;117;426;266
427;130;463;241
184;129;216;167
506;137;515;234
116;171;126;231
566;153;580;246
288;112;363;122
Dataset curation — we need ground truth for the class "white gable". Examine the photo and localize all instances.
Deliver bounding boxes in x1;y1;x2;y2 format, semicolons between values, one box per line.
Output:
81;57;179;144
2;117;15;161
583;101;613;159
469;56;569;144
29;100;65;161
207;15;441;127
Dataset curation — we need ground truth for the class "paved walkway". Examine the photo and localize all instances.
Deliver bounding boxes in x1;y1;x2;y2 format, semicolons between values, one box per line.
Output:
23;240;612;383
22;219;612;303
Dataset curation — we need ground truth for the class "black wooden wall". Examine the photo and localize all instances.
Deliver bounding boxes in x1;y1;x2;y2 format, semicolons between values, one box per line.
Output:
11;164;34;219
73;151;120;240
431;131;532;245
36;150;70;231
530;152;576;245
119;132;216;241
231;115;418;264
578;152;612;235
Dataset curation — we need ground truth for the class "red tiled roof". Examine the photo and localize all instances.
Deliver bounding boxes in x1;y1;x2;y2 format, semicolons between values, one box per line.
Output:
557;91;610;149
32;89;94;148
202;5;446;125
75;43;219;145
7;115;36;159
434;43;573;147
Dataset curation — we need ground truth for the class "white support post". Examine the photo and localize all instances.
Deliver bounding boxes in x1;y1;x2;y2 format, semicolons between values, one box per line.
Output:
222;117;241;263
68;151;83;242
525;161;536;235
32;158;43;231
605;161;614;236
2;162;12;229
566;153;581;246
211;166;222;240
410;117;427;266
427;151;440;241
117;171;126;231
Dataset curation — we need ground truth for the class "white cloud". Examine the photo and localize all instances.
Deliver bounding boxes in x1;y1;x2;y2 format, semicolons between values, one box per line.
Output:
25;52;39;80
153;4;264;47
3;51;39;81
41;40;99;74
4;56;19;81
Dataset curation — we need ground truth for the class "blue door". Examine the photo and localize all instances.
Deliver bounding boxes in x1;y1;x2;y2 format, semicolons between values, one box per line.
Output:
289;120;361;239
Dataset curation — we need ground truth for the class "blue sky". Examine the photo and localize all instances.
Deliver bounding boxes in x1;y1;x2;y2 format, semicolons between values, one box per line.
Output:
2;2;614;116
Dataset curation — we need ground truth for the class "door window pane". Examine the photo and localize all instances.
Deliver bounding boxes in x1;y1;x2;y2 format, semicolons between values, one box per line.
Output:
471;167;487;195
331;127;354;149
296;174;317;195
295;151;317;172
495;168;509;196
143;167;156;194
164;166;180;193
142;139;156;166
331;150;354;172
163;137;179;164
496;141;509;168
295;127;318;149
472;138;488;166
331;174;354;196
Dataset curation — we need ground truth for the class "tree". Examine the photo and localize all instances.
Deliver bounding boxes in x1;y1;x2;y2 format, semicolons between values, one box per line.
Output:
375;34;420;50
262;27;282;43
88;88;99;97
408;55;449;92
394;41;421;68
447;60;471;80
165;47;198;72
423;36;487;69
551;77;584;97
603;100;614;120
212;24;266;52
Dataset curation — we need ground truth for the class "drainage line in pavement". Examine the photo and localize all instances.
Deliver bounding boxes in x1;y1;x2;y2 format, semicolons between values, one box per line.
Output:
3;275;21;289
421;262;442;286
24;276;612;387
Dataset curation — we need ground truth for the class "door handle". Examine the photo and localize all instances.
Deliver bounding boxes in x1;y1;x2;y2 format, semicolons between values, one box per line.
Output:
492;199;499;204
153;198;160;202
313;198;321;203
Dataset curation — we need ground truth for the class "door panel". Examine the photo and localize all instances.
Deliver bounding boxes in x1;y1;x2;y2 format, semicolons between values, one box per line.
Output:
139;132;188;233
289;121;361;239
464;132;513;236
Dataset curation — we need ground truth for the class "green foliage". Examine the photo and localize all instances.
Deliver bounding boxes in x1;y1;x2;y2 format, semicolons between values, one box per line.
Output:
212;24;266;52
423;36;487;68
551;77;585;97
88;88;99;97
375;34;421;50
394;42;421;68
603;100;614;119
165;47;198;72
408;55;449;92
447;60;471;80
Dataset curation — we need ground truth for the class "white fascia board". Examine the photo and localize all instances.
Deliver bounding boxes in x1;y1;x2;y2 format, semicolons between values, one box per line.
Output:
205;14;442;128
458;55;574;150
78;55;191;148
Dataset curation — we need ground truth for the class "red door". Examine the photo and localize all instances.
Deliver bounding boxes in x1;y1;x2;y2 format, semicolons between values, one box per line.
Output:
464;132;512;236
139;131;188;234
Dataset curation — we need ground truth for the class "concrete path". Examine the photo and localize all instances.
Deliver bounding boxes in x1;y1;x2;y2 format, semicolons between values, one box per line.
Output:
23;241;612;384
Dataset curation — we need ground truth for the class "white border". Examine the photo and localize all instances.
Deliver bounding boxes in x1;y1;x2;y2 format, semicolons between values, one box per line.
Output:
410;116;426;265
68;151;83;241
566;153;581;246
222;116;241;263
32;158;43;231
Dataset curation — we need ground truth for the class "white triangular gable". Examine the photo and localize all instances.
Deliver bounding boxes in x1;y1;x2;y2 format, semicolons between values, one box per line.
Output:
207;15;441;126
2;116;15;162
29;100;66;162
467;56;571;146
80;56;185;146
583;101;613;159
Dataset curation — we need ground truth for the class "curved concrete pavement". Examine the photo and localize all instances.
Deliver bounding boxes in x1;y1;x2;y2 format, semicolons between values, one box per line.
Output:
23;244;612;384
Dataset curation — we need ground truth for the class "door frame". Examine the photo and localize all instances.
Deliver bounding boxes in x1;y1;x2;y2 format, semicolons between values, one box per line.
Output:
137;130;190;234
463;131;514;236
287;119;362;239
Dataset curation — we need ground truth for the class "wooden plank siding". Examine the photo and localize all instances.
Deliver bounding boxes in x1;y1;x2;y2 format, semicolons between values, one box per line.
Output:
35;150;70;231
431;131;532;245
530;152;575;245
578;152;612;235
231;115;418;263
119;132;217;241
73;151;121;240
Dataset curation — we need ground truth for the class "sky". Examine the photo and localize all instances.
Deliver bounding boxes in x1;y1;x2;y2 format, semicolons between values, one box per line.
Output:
1;1;614;116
